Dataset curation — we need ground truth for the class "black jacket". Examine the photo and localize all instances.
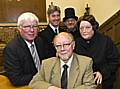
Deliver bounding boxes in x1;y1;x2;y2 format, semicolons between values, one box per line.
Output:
66;27;80;40
38;25;65;59
3;35;45;86
75;31;120;81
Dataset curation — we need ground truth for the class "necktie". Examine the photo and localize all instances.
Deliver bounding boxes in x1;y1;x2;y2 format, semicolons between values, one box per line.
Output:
61;64;68;89
31;44;40;70
55;29;57;35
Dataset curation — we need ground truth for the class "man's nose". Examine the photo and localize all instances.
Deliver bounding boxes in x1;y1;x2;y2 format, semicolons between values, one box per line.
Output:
61;45;65;50
29;27;34;31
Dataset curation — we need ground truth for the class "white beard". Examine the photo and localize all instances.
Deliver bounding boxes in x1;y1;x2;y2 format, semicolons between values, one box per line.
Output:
59;54;69;62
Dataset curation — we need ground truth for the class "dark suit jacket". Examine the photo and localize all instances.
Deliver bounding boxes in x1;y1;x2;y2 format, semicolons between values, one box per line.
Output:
3;35;45;86
29;53;96;89
38;25;65;59
66;27;80;40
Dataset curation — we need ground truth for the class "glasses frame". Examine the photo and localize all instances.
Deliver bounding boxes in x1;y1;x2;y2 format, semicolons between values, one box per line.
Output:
20;25;39;30
54;41;73;50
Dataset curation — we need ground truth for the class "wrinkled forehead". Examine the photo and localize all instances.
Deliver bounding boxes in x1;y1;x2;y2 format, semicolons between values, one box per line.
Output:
54;33;73;44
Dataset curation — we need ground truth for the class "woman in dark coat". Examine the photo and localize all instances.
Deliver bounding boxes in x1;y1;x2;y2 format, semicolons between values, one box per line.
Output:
75;15;120;89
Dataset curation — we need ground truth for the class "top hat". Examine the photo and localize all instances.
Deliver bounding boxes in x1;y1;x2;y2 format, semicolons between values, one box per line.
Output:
63;8;78;22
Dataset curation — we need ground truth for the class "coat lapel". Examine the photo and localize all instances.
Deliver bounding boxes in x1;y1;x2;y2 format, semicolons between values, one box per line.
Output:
18;35;38;70
48;25;56;36
51;58;61;87
68;54;80;89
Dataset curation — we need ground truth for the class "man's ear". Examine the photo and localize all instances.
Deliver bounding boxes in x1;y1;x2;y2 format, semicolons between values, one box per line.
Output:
17;26;21;32
56;52;58;57
72;41;75;50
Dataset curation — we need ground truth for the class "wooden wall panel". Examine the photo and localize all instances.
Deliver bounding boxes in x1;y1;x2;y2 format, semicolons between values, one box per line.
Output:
115;21;120;43
99;10;120;89
0;0;46;23
105;27;115;41
0;46;5;74
99;10;120;44
0;0;5;22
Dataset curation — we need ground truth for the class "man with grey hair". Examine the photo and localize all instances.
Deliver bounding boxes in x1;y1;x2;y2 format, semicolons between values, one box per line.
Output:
38;3;65;59
3;12;45;86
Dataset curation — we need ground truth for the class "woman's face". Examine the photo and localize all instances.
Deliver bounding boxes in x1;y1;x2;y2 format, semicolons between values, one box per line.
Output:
79;21;94;40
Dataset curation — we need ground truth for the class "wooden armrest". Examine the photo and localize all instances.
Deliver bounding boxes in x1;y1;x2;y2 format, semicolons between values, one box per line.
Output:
0;75;29;89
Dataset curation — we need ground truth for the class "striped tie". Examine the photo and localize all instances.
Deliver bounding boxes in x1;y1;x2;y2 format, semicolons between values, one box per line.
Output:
31;44;40;70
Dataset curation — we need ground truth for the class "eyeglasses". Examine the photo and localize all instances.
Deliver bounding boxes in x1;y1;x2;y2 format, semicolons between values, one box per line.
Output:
21;25;38;30
54;41;73;50
80;26;92;30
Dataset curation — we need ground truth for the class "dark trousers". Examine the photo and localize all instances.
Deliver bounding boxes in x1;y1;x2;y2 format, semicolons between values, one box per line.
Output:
102;78;115;89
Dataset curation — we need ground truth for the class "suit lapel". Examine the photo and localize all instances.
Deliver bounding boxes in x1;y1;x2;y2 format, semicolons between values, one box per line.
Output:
48;25;56;35
18;35;37;70
68;54;79;89
18;35;31;56
50;55;81;88
51;58;61;87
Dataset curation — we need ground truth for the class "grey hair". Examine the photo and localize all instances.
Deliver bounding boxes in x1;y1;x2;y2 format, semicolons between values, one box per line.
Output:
17;12;39;26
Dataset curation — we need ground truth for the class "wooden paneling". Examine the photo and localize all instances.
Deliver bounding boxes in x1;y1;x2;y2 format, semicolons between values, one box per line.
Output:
105;27;115;41
0;0;46;23
0;44;6;74
99;9;120;89
0;0;5;22
115;21;120;43
99;10;120;44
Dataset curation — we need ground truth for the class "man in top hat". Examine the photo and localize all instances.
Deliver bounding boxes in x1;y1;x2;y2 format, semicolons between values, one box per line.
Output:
63;7;79;40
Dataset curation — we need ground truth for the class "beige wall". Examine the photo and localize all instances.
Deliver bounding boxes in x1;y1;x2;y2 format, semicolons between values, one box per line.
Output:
46;0;120;25
87;0;120;24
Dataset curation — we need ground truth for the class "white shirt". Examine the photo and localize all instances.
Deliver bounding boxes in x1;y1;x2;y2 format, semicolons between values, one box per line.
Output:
49;23;59;34
60;55;73;78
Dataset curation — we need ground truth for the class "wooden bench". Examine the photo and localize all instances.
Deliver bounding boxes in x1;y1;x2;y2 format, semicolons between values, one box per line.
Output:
0;75;29;89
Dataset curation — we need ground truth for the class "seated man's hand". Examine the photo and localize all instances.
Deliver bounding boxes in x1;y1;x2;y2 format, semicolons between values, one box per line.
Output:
49;86;61;89
94;71;102;85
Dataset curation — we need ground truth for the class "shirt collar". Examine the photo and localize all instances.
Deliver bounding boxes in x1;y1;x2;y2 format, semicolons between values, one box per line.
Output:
25;40;35;48
60;54;73;68
49;23;59;32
